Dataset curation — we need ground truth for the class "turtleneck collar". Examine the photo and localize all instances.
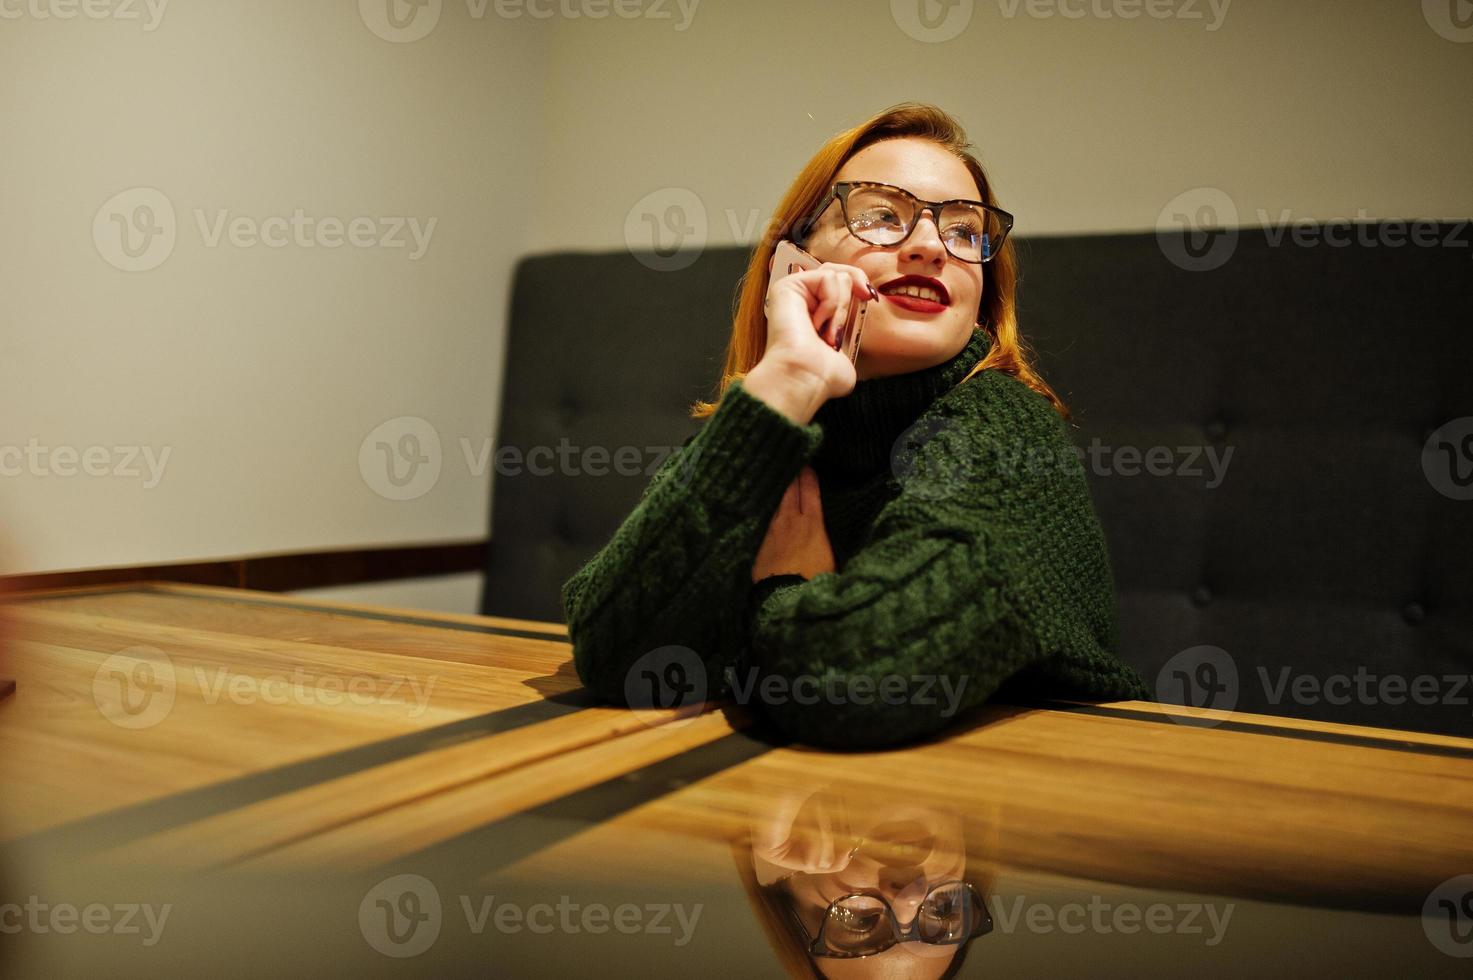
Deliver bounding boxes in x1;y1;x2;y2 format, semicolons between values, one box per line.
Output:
811;327;992;477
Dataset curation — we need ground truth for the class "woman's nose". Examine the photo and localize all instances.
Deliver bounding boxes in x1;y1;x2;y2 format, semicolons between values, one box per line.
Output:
879;866;930;923
902;210;948;265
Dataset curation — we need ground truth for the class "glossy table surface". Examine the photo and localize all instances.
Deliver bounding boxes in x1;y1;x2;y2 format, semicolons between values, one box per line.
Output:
1;583;1470;978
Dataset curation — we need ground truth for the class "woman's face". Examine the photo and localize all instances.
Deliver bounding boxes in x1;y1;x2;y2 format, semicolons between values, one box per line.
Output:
782;803;969;979
802;137;987;382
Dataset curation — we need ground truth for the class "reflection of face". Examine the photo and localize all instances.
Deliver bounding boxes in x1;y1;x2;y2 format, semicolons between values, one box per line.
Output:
783;803;968;979
804;136;986;382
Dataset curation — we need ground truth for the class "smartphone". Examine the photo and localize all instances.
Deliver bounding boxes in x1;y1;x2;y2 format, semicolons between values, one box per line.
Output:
767;239;866;365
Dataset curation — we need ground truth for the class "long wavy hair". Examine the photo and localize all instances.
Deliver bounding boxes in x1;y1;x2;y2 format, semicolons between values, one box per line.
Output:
688;101;1067;421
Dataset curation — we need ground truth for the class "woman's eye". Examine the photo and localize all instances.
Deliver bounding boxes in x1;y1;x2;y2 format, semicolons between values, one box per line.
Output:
855;208;902;227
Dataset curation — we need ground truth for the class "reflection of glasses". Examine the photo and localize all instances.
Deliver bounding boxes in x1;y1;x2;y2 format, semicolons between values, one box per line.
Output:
798;181;1014;264
781;880;993;959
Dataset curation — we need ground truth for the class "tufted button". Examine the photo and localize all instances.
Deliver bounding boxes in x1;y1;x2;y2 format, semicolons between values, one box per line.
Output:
1190;585;1213;608
1403;601;1426;625
1204;420;1227;441
556;394;580;427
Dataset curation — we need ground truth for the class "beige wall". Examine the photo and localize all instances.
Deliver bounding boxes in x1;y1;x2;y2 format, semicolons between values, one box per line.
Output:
533;0;1472;255
4;0;1469;613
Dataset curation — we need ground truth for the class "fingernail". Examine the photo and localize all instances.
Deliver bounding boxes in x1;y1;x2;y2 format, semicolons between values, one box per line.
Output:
868;284;879;301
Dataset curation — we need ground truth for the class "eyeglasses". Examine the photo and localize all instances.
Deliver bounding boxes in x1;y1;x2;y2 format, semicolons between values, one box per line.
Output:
798;180;1014;264
779;880;993;959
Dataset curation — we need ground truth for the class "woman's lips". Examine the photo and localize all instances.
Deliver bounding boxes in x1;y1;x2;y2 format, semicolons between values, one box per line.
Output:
882;292;949;314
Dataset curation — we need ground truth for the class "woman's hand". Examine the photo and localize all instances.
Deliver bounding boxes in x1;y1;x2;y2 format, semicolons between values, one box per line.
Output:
752;466;836;583
742;261;877;426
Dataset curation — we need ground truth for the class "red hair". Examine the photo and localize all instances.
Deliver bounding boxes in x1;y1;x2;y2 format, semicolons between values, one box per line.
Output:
689;101;1067;421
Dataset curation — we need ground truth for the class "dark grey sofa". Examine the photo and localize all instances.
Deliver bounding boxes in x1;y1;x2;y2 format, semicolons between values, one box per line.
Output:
482;226;1473;737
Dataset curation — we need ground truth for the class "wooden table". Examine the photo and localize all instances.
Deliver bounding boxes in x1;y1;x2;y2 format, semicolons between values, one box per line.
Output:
2;583;1470;978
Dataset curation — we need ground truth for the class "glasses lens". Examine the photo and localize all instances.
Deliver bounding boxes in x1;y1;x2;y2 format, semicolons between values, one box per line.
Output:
918;883;973;942
821;896;892;955
938;202;1006;263
843;185;912;246
843;185;1007;262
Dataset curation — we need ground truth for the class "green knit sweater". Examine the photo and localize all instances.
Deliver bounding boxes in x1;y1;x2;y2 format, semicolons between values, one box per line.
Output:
560;328;1149;749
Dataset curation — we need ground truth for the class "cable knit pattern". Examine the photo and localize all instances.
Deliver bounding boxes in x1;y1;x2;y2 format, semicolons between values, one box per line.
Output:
560;328;1149;749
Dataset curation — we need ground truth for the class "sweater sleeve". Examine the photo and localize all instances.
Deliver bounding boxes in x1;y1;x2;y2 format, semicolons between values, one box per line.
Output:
560;378;824;703
744;372;1150;750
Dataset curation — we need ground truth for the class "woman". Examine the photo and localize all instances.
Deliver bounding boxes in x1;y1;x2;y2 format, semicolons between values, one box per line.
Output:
560;102;1148;749
733;778;995;979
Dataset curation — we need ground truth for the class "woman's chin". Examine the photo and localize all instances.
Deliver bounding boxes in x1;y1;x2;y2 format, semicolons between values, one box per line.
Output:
854;318;971;380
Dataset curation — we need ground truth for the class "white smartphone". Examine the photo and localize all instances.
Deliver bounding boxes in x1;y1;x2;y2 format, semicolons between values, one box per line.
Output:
767;239;866;365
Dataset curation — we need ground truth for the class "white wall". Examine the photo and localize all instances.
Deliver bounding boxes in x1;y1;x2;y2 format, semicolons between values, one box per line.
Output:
4;0;1470;616
1;1;547;579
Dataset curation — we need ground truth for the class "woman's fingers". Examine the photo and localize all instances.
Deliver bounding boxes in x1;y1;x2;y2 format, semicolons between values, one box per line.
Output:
795;265;875;350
